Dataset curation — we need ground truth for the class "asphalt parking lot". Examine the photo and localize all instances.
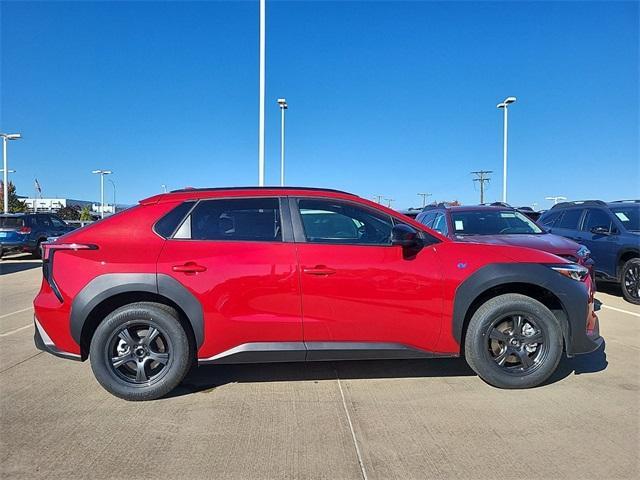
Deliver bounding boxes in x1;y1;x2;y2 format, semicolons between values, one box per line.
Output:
1;253;639;480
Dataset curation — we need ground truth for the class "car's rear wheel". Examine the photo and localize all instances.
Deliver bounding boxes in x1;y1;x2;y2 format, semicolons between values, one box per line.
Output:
464;293;563;389
31;239;44;259
620;258;640;305
90;302;191;401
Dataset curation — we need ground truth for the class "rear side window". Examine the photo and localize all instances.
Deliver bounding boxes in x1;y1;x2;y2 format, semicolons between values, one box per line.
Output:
155;201;195;238
432;213;449;235
418;211;437;228
538;210;561;227
556;209;584;229
181;198;281;242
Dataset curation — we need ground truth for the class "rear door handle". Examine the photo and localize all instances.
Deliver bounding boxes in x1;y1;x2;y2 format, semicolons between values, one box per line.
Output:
172;262;207;274
303;265;336;276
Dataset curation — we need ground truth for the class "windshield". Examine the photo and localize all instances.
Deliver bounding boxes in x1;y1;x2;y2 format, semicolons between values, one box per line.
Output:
451;210;543;235
611;205;640;232
0;216;25;228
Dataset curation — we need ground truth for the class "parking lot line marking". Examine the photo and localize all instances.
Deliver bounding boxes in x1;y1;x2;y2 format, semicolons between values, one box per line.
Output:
601;305;640;318
0;324;32;337
0;307;32;319
335;368;368;480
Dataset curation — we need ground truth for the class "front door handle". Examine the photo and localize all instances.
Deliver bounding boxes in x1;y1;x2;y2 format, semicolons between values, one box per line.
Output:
303;265;336;276
172;262;207;274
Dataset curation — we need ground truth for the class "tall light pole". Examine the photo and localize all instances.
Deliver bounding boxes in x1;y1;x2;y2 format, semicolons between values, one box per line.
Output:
1;133;22;214
497;96;516;203
545;196;567;205
258;0;266;186
277;98;288;186
108;179;116;214
161;184;168;193
92;170;112;219
417;193;432;208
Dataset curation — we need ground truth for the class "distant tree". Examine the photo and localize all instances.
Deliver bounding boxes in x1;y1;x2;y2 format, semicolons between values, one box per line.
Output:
79;205;92;221
57;205;81;221
0;181;28;213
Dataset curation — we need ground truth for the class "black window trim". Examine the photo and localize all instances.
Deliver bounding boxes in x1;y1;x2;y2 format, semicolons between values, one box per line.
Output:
165;196;292;244
289;196;440;247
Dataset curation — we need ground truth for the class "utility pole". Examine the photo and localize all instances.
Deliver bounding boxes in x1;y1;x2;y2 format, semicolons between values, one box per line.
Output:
373;195;384;204
471;170;493;204
417;192;432;208
385;198;394;208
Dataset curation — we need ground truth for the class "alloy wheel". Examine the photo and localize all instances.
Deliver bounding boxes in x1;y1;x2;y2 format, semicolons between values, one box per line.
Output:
487;314;548;374
107;322;172;384
623;264;640;301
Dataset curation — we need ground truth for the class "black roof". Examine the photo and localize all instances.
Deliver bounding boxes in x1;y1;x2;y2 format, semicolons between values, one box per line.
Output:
169;186;355;195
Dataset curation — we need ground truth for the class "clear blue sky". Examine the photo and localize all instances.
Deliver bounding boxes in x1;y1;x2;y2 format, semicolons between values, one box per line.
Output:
1;0;638;209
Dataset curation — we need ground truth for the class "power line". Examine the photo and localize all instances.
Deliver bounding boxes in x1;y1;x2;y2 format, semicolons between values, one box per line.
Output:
417;192;432;208
471;170;492;204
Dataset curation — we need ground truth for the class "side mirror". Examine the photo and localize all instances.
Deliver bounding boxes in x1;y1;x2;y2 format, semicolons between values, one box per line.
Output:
391;224;423;252
590;226;610;235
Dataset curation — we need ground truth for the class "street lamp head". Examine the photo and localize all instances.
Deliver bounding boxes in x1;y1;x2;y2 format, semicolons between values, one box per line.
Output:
277;98;288;109
497;97;516;109
1;133;22;140
92;169;113;175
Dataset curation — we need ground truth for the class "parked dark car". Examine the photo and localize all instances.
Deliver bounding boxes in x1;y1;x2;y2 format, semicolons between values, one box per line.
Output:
0;213;75;259
538;200;640;304
397;208;423;219
416;204;593;275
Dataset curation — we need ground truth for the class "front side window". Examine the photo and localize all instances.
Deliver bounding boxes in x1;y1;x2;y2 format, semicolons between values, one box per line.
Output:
37;215;52;228
298;199;392;245
582;209;612;232
176;198;282;242
450;210;542;235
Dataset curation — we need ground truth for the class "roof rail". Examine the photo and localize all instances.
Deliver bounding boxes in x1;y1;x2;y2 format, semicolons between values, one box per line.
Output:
610;199;640;204
421;202;458;211
550;200;607;209
168;186;356;195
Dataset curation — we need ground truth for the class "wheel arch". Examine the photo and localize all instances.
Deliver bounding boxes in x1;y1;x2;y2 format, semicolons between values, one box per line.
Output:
453;264;573;355
71;273;203;360
617;248;639;278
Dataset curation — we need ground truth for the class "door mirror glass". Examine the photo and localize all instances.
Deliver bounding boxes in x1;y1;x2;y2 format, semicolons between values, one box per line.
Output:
391;224;423;251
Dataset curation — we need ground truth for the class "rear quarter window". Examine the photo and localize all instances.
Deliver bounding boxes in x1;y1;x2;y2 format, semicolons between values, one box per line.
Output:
154;201;195;238
0;216;25;228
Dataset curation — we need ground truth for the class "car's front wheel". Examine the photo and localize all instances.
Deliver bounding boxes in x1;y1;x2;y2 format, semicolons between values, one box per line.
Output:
464;293;564;389
90;302;192;401
620;258;640;305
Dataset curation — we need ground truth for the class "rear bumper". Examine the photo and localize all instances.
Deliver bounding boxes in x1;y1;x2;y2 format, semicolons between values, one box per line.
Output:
0;241;30;254
33;317;81;361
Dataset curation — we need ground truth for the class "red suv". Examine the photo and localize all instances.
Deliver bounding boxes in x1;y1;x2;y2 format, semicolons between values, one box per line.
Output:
34;187;602;401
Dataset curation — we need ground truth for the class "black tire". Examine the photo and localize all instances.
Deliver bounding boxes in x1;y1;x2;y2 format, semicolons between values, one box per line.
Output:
31;239;44;259
620;258;640;305
90;302;192;401
464;293;564;389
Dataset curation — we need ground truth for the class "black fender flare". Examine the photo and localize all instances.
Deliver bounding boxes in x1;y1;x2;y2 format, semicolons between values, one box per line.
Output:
69;273;204;348
451;263;592;355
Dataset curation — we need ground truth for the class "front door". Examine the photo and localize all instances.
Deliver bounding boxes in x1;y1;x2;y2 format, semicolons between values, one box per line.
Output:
292;197;443;356
156;197;303;360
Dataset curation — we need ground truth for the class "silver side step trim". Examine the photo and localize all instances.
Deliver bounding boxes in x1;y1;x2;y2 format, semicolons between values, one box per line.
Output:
198;341;448;365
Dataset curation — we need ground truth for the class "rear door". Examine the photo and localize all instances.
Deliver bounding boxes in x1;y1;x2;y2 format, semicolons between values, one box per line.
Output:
292;197;443;354
156;197;303;360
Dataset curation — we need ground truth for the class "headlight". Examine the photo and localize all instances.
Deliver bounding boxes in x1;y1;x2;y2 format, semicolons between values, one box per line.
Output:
576;245;591;258
550;264;589;281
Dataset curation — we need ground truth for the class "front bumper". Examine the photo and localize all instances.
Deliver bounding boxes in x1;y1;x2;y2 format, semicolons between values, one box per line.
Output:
33;317;81;361
563;275;603;357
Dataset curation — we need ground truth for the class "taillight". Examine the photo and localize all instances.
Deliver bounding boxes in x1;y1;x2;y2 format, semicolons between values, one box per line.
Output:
19;226;31;234
42;242;98;261
42;243;98;302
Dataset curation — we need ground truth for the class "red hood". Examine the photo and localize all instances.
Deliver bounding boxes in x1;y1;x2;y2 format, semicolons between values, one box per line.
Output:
454;233;581;257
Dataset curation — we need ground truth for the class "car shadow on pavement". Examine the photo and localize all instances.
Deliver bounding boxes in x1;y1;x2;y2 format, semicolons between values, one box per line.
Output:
168;343;608;398
544;339;608;386
169;357;476;398
596;281;624;299
0;259;41;275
